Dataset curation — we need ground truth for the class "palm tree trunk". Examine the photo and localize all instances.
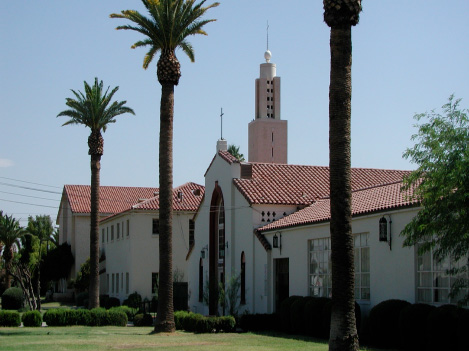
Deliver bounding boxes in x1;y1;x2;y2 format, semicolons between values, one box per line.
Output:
36;239;42;310
155;82;175;333
4;247;13;289
89;153;101;309
328;26;359;351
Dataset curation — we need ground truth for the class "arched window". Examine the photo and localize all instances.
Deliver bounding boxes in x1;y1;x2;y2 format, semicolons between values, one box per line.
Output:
199;258;203;302
241;251;246;304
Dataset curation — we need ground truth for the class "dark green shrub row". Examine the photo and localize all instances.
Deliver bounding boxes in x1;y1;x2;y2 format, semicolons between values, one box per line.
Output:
43;308;127;326
133;313;153;327
1;287;24;310
365;299;469;351
174;311;236;333
22;310;42;327
123;292;142;309
239;313;280;332
109;306;137;321
0;310;21;327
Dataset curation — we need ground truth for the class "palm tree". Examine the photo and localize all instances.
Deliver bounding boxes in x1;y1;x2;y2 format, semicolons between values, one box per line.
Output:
0;211;26;289
110;0;218;332
227;144;245;162
26;215;54;310
58;78;135;309
323;1;362;350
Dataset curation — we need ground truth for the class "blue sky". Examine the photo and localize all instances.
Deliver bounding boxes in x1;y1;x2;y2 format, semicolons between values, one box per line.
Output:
1;0;468;226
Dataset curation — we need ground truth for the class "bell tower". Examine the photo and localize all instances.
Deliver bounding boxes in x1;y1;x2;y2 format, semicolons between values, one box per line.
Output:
248;50;288;163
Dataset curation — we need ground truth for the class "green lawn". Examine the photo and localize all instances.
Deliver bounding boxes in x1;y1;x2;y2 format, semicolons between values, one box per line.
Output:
0;327;385;351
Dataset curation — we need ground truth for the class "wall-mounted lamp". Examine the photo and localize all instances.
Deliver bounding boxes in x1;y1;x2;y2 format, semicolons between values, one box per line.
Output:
379;215;392;250
200;245;208;259
273;232;282;254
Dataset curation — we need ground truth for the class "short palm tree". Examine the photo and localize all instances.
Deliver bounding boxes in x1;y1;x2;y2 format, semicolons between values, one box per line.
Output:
323;1;362;350
58;78;134;309
26;215;54;310
227;144;245;162
0;211;26;289
111;0;218;332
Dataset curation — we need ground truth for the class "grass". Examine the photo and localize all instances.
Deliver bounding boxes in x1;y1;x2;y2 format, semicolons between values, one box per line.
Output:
0;327;387;351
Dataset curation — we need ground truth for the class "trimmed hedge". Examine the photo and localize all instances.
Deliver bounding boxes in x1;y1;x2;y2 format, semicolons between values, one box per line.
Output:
368;299;411;349
426;304;459;351
304;297;331;338
174;311;236;333
109;306;136;321
239;313;279;332
133;313;153;327
321;300;361;340
43;308;127;327
22;310;42;327
279;295;302;333
123;292;142;310
0;310;21;327
1;287;24;310
399;303;436;351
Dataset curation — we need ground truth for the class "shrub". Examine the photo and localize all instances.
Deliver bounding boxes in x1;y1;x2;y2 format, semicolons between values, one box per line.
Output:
0;310;21;327
43;309;65;326
133;313;153;327
304;297;331;338
279;296;302;332
1;287;24;310
108;310;128;326
216;316;236;332
123;292;142;310
426;304;459;351
239;313;279;332
290;296;312;335
195;316;217;333
399;303;436;351
99;294;110;309
21;310;42;327
457;308;469;351
109;306;136;321
89;308;109;326
174;310;190;330
75;292;89;307
368;299;411;349
74;309;92;325
107;297;121;309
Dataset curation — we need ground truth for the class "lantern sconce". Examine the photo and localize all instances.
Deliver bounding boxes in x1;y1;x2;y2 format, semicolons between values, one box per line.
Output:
200;245;208;259
379;215;392;250
273;231;282;254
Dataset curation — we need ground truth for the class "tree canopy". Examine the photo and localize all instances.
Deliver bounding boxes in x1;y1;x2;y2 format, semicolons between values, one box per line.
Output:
227;144;245;162
401;95;469;302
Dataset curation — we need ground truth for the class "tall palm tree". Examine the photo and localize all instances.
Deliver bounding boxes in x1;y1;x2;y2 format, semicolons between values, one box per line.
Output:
58;78;134;309
110;0;218;332
323;1;362;350
0;211;26;289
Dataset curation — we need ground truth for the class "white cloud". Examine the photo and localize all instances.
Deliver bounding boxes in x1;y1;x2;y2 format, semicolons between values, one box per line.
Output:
0;159;14;167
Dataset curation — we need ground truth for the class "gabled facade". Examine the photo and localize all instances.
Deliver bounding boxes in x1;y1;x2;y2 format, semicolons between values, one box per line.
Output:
57;185;159;278
187;146;415;316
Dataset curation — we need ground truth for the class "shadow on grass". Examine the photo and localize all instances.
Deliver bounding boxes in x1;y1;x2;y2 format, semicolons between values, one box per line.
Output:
245;330;329;345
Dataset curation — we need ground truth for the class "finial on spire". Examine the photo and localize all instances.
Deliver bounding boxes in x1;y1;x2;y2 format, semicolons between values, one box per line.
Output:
265;20;271;63
220;107;224;140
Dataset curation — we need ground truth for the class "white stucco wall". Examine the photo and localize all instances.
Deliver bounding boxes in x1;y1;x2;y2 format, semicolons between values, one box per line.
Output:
103;209;193;303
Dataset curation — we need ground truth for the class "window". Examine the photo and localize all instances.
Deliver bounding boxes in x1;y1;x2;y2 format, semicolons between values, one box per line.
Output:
121;273;123;290
309;234;370;301
417;245;468;304
116;273;119;294
199;259;203;302
102;229;105;243
106;227;109;242
111;225;114;241
126;220;130;237
112;274;115;294
117;223;120;239
107;274;109;294
189;219;195;247
241;252;246;304
152;219;159;235
152;273;159;294
126;272;129;294
354;233;370;300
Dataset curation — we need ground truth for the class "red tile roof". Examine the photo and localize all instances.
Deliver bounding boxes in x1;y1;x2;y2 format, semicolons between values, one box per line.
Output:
234;163;411;205
64;185;160;214
131;182;205;212
257;180;419;232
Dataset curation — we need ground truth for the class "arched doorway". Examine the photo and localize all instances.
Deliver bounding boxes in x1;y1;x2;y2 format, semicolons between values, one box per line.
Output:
209;182;225;315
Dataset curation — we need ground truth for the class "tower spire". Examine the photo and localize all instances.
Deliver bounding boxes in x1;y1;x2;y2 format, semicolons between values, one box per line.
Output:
267;20;269;51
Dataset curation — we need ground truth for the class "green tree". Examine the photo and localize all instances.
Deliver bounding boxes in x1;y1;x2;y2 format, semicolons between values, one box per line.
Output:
227;144;245;162
401;95;469;304
0;212;26;289
58;78;135;309
111;0;218;332
26;215;54;310
323;1;362;350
